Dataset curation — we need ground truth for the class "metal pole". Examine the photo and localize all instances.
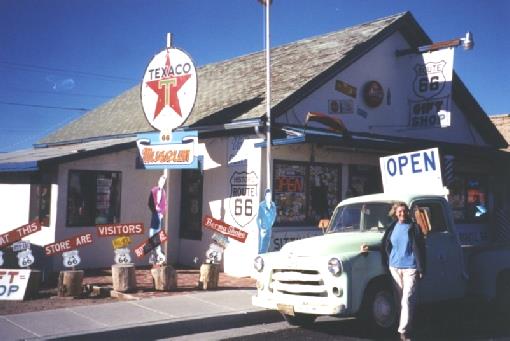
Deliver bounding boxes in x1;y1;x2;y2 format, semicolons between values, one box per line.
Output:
264;1;272;192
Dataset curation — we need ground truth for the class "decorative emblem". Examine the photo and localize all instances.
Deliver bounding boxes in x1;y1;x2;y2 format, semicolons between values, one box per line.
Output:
362;81;384;108
62;250;81;268
413;61;446;99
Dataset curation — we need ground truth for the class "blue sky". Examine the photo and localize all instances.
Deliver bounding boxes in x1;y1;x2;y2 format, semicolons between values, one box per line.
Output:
0;0;509;152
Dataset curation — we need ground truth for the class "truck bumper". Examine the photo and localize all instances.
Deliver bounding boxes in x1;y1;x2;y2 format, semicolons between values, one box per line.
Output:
252;292;347;316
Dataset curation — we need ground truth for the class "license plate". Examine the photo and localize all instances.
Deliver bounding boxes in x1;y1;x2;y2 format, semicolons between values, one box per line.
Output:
277;303;295;316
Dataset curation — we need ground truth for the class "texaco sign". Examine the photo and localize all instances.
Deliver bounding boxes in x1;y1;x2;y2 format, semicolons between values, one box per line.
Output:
141;48;197;132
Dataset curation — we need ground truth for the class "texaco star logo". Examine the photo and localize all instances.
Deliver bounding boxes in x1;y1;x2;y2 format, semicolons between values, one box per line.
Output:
141;48;197;132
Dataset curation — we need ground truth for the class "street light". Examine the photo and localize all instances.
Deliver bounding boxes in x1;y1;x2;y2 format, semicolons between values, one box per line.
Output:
396;31;474;56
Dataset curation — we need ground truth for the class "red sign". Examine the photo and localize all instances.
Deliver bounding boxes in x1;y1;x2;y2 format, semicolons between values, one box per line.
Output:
202;215;248;243
44;233;94;256
96;223;145;237
0;221;41;249
134;230;168;258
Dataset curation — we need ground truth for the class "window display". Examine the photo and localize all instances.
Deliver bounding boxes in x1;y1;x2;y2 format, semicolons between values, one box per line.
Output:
274;161;341;226
66;171;121;227
448;174;488;223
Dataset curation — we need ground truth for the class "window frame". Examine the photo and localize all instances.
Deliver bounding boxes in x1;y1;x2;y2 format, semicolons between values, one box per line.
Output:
66;170;122;227
273;160;341;227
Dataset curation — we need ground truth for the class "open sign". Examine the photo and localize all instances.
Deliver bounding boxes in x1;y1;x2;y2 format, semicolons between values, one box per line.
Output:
380;148;444;195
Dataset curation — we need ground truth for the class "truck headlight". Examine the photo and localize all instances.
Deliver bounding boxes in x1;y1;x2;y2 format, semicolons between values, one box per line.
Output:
328;258;343;276
254;256;264;272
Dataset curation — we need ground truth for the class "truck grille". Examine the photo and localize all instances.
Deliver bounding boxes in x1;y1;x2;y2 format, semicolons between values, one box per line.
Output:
270;269;328;297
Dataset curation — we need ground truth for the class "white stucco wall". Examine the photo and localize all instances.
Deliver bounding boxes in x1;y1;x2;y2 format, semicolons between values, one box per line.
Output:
53;147;163;270
178;135;263;277
277;31;486;146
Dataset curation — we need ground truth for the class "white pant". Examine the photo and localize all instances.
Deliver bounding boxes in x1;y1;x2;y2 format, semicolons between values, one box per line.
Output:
389;267;418;335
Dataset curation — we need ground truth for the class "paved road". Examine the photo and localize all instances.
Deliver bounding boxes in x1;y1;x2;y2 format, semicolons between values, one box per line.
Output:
227;300;510;341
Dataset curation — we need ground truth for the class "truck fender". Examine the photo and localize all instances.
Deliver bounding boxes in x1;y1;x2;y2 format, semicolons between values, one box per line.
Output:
357;274;397;332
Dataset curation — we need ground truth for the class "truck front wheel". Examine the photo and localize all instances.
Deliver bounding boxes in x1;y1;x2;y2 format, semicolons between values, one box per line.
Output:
359;280;398;332
281;312;317;327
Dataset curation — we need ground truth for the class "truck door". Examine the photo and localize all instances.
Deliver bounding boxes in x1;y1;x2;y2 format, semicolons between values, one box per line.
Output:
412;199;467;303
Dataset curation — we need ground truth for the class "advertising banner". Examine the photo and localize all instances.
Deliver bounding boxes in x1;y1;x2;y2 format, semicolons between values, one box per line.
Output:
0;220;41;249
202;215;248;243
0;270;31;300
44;233;94;256
136;131;199;169
133;230;168;258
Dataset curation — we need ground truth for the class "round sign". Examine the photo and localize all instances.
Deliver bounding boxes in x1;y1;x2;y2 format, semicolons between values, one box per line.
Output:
362;80;384;108
141;48;197;132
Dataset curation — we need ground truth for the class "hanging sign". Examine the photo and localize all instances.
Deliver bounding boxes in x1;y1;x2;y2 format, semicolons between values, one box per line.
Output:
379;148;444;194
202;215;248;243
0;220;41;249
141;47;197;132
408;48;454;128
44;233;94;256
137;131;199;169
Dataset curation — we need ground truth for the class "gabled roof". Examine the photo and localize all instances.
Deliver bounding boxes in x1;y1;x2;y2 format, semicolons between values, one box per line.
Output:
38;12;407;145
37;11;506;149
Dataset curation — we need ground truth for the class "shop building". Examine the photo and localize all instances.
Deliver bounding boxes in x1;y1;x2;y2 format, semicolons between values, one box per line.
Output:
1;12;509;276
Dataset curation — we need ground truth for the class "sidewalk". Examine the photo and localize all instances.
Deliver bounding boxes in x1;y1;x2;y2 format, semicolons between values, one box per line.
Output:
0;268;284;340
1;289;284;340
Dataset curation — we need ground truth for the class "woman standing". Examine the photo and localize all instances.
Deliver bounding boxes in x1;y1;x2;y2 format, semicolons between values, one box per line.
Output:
381;202;426;341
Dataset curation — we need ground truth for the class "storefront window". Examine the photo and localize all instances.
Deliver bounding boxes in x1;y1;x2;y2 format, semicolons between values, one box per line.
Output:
274;161;341;226
66;171;121;227
29;184;51;226
180;170;203;240
346;165;382;198
448;174;488;223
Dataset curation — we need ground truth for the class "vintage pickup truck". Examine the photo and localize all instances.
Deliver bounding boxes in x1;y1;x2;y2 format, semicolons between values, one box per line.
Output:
252;192;510;330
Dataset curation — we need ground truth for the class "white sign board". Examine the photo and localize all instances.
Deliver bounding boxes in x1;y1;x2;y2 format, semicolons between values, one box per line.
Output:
0;269;31;300
409;48;454;129
379;148;444;194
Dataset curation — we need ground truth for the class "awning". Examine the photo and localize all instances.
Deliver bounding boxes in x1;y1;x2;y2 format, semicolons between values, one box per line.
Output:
257;126;510;161
0;136;137;172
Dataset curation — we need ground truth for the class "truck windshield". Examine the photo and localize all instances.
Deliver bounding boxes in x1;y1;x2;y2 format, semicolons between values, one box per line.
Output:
327;202;394;233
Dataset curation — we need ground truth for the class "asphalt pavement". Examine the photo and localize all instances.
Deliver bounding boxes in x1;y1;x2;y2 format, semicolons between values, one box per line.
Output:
0;289;285;341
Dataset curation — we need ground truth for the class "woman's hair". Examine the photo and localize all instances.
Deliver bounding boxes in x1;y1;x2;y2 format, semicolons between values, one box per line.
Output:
388;202;409;219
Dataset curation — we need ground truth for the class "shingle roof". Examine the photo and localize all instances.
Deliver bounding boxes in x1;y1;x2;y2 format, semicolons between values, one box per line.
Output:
38;12;407;145
37;11;506;149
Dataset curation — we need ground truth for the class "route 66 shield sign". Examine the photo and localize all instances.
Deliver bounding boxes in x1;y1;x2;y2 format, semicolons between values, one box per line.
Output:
412;48;454;100
229;171;258;228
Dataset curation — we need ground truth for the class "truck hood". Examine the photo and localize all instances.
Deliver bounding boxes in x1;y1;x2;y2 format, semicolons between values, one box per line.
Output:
280;232;383;257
